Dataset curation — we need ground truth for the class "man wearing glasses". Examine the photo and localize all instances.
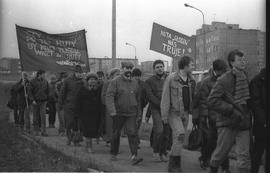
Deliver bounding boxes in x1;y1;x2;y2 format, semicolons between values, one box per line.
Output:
106;61;143;165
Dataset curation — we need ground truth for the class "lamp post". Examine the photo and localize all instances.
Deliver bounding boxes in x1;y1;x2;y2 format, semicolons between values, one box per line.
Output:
184;3;206;70
125;42;137;67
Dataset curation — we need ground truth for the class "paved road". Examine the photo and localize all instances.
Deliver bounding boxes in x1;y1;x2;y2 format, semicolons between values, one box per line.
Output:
8;111;265;173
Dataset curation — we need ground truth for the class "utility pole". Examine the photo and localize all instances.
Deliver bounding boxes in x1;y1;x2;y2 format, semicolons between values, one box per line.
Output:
112;0;116;68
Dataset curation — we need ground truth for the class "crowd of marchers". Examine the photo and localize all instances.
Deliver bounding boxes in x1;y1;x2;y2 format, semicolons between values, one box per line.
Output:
7;49;266;173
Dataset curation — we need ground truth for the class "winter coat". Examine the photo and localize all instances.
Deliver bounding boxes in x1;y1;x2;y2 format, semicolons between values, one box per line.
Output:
75;86;102;138
106;74;141;117
137;79;148;110
207;70;251;130
58;74;85;109
29;77;49;103
249;68;266;128
198;71;219;121
161;72;196;121
145;74;168;110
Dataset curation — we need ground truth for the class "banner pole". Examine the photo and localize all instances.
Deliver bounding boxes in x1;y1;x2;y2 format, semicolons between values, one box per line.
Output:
21;72;29;108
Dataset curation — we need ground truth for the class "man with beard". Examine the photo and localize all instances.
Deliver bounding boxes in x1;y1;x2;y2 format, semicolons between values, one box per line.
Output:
106;62;143;165
145;60;169;162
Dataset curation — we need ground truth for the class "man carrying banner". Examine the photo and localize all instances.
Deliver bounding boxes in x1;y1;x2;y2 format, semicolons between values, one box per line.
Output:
58;65;85;146
29;69;49;136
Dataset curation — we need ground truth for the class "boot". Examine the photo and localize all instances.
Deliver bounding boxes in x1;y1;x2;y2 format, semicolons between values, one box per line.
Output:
174;156;183;172
238;168;250;173
209;166;218;173
168;156;175;172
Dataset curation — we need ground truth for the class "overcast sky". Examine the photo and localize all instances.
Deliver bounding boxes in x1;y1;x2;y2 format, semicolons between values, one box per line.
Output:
0;0;266;64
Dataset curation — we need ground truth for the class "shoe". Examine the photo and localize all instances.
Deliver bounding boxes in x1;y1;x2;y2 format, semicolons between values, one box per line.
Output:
86;147;94;153
41;132;48;137
111;155;118;161
160;154;168;162
66;139;71;145
153;153;160;162
209;166;218;173
105;141;110;147
222;169;231;173
131;155;143;165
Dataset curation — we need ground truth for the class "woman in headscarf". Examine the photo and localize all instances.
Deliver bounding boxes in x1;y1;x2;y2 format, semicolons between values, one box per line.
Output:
75;73;102;153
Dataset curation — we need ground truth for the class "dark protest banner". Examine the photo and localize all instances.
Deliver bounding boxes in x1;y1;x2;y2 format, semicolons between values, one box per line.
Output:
150;22;195;59
16;25;90;72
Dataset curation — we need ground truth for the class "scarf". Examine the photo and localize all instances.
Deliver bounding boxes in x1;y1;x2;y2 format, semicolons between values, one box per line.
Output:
232;68;250;104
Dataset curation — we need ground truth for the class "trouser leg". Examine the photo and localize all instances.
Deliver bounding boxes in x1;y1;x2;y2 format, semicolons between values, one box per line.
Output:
24;105;31;130
32;104;40;132
235;130;251;171
125;116;138;156
110;116;126;155
151;108;164;154
160;123;170;155
39;102;47;133
48;100;56;125
168;112;186;156
13;106;19;124
18;105;25;128
210;127;236;168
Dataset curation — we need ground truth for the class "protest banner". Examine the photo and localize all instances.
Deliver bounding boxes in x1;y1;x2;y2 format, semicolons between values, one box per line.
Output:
16;25;90;72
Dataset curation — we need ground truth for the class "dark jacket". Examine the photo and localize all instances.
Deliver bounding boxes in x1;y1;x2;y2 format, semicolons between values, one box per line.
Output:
58;74;85;109
161;72;196;121
29;77;49;103
48;81;57;102
106;74;141;117
199;71;219;121
207;70;251;129
138;79;148;110
249;68;266;127
145;73;168;110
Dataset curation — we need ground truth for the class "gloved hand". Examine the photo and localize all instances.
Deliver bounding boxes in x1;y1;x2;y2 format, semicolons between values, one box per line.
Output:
230;109;243;129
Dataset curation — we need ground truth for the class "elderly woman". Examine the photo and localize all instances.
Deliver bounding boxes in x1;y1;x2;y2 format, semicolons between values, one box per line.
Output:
75;73;102;153
101;68;121;146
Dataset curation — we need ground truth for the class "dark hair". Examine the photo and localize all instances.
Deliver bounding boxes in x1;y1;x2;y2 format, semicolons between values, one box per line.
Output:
213;59;228;72
178;56;193;70
227;49;244;69
131;68;142;77
153;60;164;69
36;69;45;77
96;71;104;77
74;65;83;73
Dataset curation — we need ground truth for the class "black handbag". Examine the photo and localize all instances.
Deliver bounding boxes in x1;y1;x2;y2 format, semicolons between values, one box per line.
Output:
187;125;203;151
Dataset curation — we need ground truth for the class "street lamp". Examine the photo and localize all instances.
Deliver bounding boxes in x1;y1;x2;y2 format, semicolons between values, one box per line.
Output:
184;3;207;70
125;42;137;60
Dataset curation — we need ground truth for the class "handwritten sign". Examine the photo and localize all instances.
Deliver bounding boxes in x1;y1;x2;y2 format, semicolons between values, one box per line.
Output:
16;25;90;72
150;22;195;59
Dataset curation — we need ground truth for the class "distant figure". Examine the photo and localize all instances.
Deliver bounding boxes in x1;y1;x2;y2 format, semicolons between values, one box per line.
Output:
12;72;31;131
47;75;58;128
58;65;85;146
75;73;102;153
29;69;49;136
101;68;121;147
145;60;169;162
55;72;68;135
132;68;148;149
